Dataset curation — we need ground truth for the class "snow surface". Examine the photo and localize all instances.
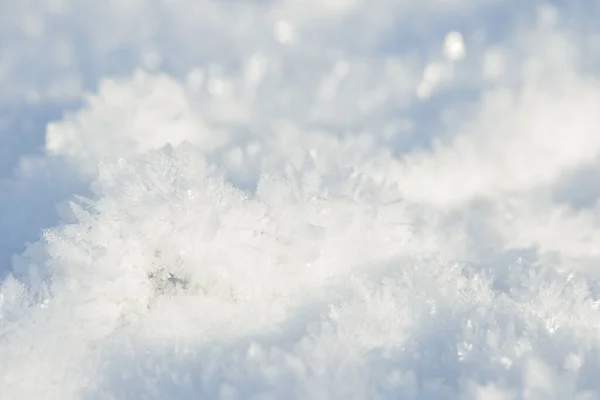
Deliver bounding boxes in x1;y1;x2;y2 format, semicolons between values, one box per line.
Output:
2;0;600;399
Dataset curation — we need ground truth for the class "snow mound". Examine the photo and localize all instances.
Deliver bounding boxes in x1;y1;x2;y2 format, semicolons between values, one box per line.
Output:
2;0;600;399
1;142;600;398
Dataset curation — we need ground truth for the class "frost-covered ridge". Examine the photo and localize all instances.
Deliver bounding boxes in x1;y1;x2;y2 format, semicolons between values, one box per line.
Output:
6;143;600;399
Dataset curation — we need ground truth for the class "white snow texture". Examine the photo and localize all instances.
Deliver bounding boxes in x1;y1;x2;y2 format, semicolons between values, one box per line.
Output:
2;0;600;399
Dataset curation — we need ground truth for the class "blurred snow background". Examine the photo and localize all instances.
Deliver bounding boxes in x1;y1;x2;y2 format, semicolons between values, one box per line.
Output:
2;0;600;398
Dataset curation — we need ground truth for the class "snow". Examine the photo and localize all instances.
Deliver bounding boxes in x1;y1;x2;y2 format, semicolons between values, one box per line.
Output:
444;32;466;61
1;0;600;399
